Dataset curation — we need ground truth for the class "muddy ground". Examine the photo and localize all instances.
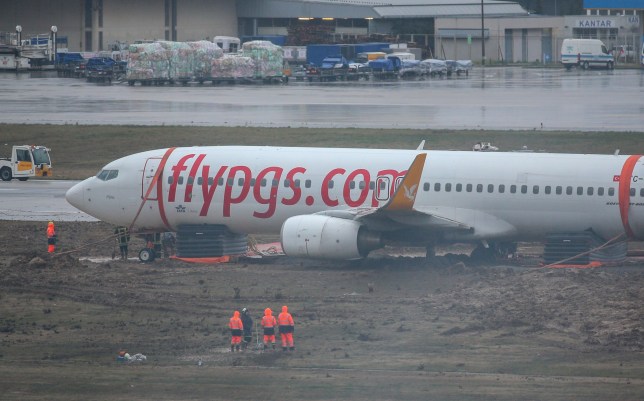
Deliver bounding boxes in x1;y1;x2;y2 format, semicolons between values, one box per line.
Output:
1;220;643;400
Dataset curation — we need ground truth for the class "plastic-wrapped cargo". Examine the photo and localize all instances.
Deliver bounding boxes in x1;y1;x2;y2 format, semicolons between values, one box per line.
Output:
241;40;283;78
158;41;193;80
189;40;224;79
211;55;255;79
126;42;170;80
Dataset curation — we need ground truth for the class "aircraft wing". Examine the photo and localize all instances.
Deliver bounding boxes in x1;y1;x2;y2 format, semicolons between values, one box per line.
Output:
316;153;473;233
315;153;517;238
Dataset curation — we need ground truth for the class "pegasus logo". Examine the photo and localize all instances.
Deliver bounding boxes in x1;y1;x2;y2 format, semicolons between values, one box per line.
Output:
403;184;418;201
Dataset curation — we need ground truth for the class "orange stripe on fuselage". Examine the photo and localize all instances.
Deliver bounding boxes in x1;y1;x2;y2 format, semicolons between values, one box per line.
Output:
618;155;642;240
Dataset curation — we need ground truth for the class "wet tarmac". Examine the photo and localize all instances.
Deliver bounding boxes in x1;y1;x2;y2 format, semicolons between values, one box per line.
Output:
1;67;643;131
0;180;95;222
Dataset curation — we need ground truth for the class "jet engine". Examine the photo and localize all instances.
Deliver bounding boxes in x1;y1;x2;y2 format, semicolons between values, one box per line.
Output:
280;215;383;260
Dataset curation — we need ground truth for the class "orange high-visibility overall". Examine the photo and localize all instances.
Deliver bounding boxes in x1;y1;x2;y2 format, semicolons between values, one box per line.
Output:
278;305;294;348
229;311;243;345
261;308;277;345
47;221;56;253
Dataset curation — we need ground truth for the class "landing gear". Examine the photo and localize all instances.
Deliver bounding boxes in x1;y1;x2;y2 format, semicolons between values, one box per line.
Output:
138;248;156;263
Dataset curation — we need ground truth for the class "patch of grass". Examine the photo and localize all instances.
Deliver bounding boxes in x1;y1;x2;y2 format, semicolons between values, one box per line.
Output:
2;124;644;180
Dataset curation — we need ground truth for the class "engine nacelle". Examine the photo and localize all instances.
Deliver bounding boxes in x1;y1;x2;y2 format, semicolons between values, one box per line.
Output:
280;215;383;260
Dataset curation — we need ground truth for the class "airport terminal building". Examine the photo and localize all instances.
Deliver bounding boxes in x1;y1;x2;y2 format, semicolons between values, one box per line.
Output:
0;0;642;63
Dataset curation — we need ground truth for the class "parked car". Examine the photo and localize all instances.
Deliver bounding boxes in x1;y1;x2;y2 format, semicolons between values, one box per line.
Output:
86;57;117;83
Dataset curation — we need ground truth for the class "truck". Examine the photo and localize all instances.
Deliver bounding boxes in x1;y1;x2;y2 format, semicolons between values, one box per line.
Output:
306;55;349;81
369;55;402;80
0;145;52;181
560;38;614;70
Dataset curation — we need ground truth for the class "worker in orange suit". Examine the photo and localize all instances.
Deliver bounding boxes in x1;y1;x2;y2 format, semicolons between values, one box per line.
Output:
277;305;295;351
47;221;57;253
261;308;277;350
228;310;244;352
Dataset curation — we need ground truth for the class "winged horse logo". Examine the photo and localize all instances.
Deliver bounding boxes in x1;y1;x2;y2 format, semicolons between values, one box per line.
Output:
403;184;418;201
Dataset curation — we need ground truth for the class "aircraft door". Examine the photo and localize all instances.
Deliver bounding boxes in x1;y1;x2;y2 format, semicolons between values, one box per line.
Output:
375;176;390;201
142;157;162;201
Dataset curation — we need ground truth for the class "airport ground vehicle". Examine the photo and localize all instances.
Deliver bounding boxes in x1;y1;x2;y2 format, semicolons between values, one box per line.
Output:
560;39;614;70
86;57;117;83
445;60;472;76
306;55;349;81
369;55;402;79
0;145;52;181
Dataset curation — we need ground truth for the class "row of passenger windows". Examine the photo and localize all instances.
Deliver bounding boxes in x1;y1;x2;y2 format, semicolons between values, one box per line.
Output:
167;175;644;197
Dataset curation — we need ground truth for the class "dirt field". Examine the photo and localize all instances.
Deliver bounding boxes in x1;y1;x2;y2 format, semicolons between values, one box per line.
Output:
1;220;643;400
1;125;644;400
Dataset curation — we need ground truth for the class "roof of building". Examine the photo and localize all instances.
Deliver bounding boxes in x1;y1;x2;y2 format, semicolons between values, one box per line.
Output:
237;0;528;19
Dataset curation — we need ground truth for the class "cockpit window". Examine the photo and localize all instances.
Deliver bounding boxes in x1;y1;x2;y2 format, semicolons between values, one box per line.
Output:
96;169;119;181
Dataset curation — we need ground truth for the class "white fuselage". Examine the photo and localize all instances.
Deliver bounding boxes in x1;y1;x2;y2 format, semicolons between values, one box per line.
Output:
66;146;644;243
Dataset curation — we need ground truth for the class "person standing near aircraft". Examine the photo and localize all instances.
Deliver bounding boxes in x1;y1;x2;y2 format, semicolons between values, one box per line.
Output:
161;232;176;258
229;310;243;352
114;226;130;260
278;305;295;351
46;221;56;253
261;308;277;350
240;308;253;350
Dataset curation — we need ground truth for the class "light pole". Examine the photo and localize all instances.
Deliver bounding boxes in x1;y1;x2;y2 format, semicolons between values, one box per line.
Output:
481;0;485;65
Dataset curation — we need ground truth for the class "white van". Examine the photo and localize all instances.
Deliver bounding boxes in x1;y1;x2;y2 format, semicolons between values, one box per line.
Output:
560;38;614;70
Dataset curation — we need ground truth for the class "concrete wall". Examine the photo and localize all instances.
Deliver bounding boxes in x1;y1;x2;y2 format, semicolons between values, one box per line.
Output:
0;0;237;52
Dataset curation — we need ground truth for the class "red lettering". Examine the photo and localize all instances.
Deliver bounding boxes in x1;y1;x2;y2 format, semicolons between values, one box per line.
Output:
281;167;306;206
321;168;345;207
223;166;251;217
168;154;195;202
343;169;371;207
184;154;206;203
199;164;228;216
253;166;284;218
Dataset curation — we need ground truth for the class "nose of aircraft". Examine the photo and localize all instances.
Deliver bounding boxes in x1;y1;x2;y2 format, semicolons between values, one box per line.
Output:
65;180;86;211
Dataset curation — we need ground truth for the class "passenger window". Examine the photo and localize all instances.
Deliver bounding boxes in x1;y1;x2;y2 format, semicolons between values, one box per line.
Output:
488;184;494;193
294;179;300;188
423;183;430;191
187;177;194;185
359;181;366;190
218;177;224;186
521;185;527;194
434;183;441;192
369;181;375;190
640;188;644;197
197;177;202;185
608;188;615;196
533;185;539;194
498;184;505;193
456;183;462;192
445;183;452;192
238;178;245;186
587;187;593;196
510;185;516;194
350;181;356;190
328;180;334;189
545;186;551;195
576;186;583;195
208;177;214;185
305;180;311;188
261;179;267;187
598;187;604;196
556;186;562;195
476;184;483;193
167;176;173;184
630;188;635;196
226;178;233;186
283;179;289;188
272;179;278;187
466;184;472;192
178;176;184;185
566;186;573;195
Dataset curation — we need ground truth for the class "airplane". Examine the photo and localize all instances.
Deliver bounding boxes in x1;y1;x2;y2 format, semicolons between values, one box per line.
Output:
65;145;644;261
